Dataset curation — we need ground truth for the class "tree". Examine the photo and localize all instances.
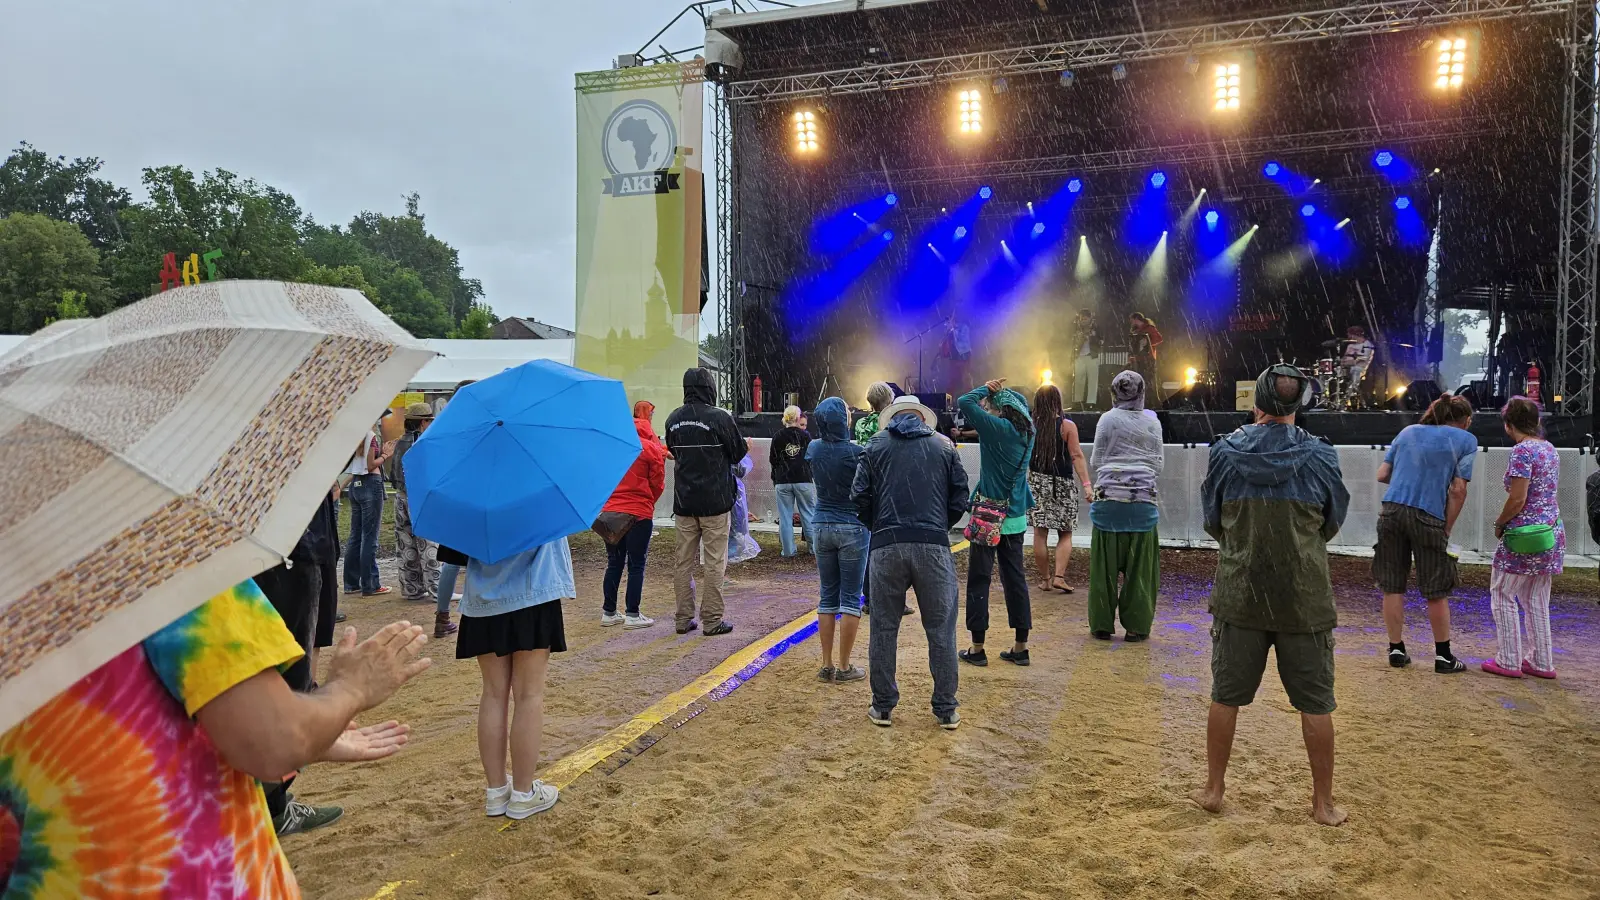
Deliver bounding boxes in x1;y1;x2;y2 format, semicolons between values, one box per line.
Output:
376;269;452;338
0;213;109;333
345;197;483;323
56;289;91;320
449;303;496;339
700;329;730;367
0;143;131;249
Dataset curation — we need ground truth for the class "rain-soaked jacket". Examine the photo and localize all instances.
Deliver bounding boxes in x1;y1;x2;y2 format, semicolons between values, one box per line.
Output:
665;368;745;518
603;415;667;521
851;412;970;550
1201;422;1350;633
806;397;864;527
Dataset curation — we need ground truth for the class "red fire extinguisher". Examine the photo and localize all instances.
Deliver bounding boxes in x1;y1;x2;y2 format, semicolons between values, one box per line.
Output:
752;375;764;412
1525;363;1541;402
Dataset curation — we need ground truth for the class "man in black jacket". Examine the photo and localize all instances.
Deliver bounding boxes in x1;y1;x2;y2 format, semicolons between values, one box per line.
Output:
665;368;748;636
851;398;970;729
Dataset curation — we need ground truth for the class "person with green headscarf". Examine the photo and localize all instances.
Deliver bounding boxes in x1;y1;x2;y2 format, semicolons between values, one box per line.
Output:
1087;370;1164;642
957;378;1036;667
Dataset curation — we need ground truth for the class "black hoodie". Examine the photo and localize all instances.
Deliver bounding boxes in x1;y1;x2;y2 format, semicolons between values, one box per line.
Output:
665;368;746;517
851;412;971;550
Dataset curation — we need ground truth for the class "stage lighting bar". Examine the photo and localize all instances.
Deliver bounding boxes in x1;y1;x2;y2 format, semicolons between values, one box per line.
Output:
1207;56;1255;116
792;109;820;154
957;88;985;137
1431;32;1478;92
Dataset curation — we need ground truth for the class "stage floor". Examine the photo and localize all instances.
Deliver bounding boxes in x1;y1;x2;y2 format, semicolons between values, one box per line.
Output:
1063;410;1592;448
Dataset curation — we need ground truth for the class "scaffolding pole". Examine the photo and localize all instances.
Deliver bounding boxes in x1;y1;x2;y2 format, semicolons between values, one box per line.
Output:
1557;0;1600;416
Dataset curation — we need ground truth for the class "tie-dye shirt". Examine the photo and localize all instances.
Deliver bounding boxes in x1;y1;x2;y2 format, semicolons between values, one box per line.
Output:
0;580;304;898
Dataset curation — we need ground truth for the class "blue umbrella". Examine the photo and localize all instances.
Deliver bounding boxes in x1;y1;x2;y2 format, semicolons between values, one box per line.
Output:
403;359;641;564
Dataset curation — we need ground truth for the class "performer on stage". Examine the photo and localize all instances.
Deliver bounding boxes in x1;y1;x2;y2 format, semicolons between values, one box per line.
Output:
1069;308;1102;411
938;313;973;396
1128;313;1163;400
1338;325;1375;407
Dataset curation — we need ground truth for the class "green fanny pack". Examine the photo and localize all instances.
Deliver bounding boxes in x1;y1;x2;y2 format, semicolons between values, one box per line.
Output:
1503;522;1559;555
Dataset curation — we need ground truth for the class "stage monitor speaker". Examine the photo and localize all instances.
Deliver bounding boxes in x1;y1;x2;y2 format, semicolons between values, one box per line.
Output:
1396;379;1442;412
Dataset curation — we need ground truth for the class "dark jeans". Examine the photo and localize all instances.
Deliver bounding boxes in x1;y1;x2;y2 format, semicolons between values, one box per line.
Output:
603;519;653;616
254;560;322;692
868;543;960;718
343;475;384;594
966;531;1032;644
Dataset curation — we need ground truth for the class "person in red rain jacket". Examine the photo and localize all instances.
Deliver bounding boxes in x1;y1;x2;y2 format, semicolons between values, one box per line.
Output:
1128;313;1165;401
599;405;668;629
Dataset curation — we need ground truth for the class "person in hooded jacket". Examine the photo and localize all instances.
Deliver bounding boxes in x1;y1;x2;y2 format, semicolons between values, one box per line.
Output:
852;398;970;729
1193;365;1350;828
599;401;668;630
665;368;748;637
957;379;1037;668
1087;371;1165;641
770;405;817;557
807;398;868;682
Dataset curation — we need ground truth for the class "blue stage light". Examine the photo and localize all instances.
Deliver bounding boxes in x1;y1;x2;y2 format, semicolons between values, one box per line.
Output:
1204;210;1220;228
1032;222;1046;237
1301;204;1316;218
885;193;898;207
953;226;968;240
1067;178;1083;194
1395;196;1412;210
1375;151;1395;168
1264;162;1282;177
1150;172;1167;189
978;186;993;200
882;230;895;242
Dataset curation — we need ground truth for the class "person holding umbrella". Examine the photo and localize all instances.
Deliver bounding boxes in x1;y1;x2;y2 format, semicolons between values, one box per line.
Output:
665;367;749;636
401;358;645;818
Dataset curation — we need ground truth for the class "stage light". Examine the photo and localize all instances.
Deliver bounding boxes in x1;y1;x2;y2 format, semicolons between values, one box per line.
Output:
792;109;820;154
1301;204;1316;218
954;226;968;240
1041;368;1053;385
1264;161;1282;178
1150;171;1167;189
1395;196;1412;210
1059;70;1076;87
1335;218;1352;230
1032;222;1046;237
885;193;899;207
957;88;985;137
1211;62;1244;112
992;77;1009;94
1432;33;1476;91
1112;63;1127;81
979;186;993;200
1204;210;1220;228
1375;150;1395;168
1027;201;1035;215
1184;366;1199;387
1394;385;1408;396
882;230;894;242
1185;54;1201;75
1067;178;1083;194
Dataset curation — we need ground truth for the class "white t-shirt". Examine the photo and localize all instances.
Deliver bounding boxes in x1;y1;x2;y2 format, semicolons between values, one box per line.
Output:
346;436;374;476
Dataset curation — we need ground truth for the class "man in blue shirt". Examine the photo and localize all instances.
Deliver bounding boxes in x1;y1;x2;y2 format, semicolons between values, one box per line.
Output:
1372;395;1478;672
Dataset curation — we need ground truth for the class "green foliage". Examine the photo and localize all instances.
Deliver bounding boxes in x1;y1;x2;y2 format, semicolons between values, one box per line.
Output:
450;303;497;339
700;329;730;366
56;289;91;320
0;144;494;339
0;142;131;249
0;213;109;333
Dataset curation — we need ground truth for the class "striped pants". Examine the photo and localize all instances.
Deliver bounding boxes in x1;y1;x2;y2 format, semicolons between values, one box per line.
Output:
1489;569;1555;672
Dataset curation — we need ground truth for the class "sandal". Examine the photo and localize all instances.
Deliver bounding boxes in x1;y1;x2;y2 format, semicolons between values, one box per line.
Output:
1051;576;1075;594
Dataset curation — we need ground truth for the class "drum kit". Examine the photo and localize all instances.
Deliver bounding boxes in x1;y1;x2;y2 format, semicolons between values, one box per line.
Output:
1291;339;1367;411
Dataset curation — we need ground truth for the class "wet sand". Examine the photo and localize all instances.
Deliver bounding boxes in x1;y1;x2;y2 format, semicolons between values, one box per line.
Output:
288;534;1600;899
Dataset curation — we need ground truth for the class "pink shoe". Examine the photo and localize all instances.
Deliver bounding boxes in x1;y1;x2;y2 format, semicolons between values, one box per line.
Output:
1481;660;1523;679
1521;660;1557;679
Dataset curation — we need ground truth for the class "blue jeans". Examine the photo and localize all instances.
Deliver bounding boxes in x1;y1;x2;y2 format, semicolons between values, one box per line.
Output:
343;475;384;594
814;523;867;617
868;543;960;718
775;482;818;557
438;562;461;614
603;519;653;615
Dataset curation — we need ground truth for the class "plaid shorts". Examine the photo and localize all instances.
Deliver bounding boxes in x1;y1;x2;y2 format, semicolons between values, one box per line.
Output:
1372;502;1458;600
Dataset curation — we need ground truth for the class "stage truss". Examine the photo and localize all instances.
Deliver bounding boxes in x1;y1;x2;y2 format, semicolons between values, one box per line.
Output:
709;0;1600;417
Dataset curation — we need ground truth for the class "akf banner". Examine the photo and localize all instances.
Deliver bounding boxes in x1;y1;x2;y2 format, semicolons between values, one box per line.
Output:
574;61;704;432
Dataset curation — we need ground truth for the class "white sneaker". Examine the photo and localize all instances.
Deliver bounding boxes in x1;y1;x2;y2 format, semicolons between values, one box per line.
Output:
623;614;655;630
600;612;625;627
506;781;559;820
485;782;511;817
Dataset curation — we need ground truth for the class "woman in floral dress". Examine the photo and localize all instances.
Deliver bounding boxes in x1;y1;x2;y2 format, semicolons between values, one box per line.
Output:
1484;398;1566;679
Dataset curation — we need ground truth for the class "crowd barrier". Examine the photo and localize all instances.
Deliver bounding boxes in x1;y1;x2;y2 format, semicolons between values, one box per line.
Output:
654;439;1600;566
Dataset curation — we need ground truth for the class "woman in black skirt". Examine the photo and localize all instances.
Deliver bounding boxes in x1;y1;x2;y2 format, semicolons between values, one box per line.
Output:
458;537;573;820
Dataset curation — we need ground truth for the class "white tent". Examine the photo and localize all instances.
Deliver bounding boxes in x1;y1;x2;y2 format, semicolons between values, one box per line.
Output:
408;339;574;390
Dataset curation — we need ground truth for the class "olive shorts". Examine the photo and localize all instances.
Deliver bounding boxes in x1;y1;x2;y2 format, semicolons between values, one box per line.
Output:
1210;620;1336;716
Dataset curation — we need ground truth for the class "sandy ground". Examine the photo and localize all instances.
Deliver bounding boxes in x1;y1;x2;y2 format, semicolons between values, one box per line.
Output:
288;532;1600;900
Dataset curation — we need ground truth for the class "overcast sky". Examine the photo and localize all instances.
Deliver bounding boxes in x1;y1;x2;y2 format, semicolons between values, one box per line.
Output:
0;1;736;329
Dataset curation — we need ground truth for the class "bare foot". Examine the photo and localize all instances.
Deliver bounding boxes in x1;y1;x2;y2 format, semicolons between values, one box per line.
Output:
1311;801;1348;827
1189;787;1225;814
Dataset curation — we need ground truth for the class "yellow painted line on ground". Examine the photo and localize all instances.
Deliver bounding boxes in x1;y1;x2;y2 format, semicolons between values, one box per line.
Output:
538;609;819;792
951;539;970;554
363;881;414;899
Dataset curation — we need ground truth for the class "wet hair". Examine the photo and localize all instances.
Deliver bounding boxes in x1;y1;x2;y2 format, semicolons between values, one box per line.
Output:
782;405;802;426
866;382;893;412
1347;324;1366;336
1031;384;1064;470
1501;397;1542;436
1420;393;1473;427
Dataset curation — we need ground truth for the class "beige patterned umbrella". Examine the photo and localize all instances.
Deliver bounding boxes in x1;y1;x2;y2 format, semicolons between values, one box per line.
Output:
0;280;433;732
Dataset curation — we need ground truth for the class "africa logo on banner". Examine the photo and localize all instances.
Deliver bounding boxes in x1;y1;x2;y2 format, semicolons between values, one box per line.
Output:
601;99;682;197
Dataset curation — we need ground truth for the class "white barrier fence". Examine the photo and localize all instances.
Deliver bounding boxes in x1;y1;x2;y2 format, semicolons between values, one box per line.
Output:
656;439;1599;566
